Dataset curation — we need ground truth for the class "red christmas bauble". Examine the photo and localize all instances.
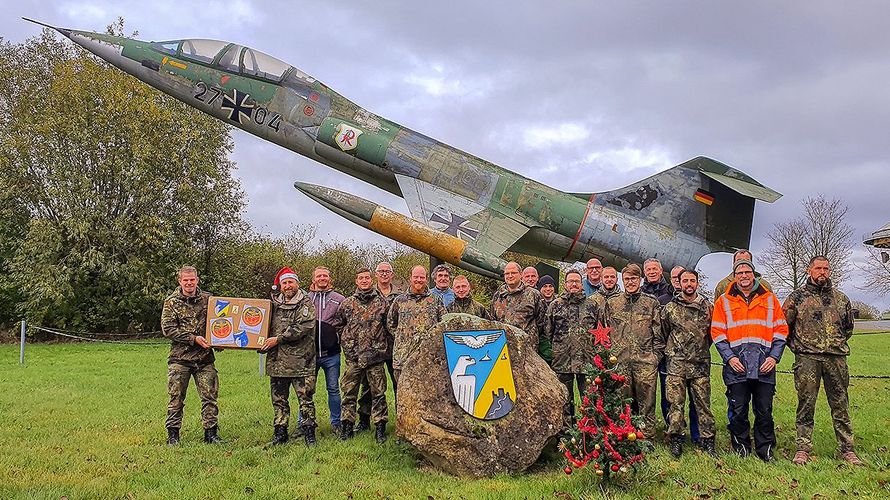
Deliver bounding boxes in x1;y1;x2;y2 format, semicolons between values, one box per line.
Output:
611;464;620;472
594;376;602;385
564;466;572;475
592;450;600;458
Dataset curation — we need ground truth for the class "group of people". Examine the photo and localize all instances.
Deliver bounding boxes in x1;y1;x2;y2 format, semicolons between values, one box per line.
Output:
159;249;863;467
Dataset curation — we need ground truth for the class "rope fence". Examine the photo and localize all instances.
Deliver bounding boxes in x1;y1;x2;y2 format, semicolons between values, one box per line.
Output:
31;326;167;345
706;361;890;380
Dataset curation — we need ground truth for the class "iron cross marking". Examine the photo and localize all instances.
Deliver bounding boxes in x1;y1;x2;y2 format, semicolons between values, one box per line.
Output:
220;88;254;124
430;212;480;240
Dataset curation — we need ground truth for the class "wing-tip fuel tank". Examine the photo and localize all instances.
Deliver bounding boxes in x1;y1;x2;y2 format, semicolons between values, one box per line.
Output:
26;18;782;276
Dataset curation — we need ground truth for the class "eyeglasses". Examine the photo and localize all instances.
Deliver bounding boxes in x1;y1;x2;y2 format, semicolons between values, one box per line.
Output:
586;266;602;270
623;276;641;282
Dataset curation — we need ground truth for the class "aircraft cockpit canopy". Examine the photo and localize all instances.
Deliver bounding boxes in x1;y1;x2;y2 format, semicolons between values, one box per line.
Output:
152;39;293;83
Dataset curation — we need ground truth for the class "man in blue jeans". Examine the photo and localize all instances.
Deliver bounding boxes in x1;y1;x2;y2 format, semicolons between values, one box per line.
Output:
306;266;346;435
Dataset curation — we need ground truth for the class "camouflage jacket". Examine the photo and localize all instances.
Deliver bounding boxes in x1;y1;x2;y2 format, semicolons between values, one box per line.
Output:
604;291;662;364
447;296;489;319
387;288;445;369
589;286;621;315
376;283;401;357
545;291;602;373
490;282;546;345
265;289;317;378
161;287;214;366
784;279;853;356
332;288;390;368
660;295;714;377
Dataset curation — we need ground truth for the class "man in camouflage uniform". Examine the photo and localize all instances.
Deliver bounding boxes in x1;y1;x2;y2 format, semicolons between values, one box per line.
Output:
589;266;621;313
447;275;489;318
332;268;390;443
536;275;557;308
491;261;547;356
604;263;662;432
545;269;602;428
260;267;317;446
659;269;716;457
522;266;540;288
784;256;864;466
388;265;446;388
160;265;221;446
356;261;401;432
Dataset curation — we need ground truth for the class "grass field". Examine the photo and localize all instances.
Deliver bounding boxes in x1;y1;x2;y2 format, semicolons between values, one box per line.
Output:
1;333;889;499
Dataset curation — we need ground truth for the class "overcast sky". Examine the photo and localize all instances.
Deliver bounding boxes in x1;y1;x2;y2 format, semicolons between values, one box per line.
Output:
5;1;889;309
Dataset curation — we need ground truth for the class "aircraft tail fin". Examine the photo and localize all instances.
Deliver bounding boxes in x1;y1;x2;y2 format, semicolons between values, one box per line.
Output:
595;156;781;252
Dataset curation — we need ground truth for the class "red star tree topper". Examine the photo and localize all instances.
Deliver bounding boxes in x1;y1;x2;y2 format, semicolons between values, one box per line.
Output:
559;322;651;481
589;322;612;348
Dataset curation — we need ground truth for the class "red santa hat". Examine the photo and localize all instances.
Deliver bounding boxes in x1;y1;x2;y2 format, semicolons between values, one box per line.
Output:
274;267;299;287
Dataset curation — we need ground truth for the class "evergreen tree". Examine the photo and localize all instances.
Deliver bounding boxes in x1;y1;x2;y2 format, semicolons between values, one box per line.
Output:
560;324;652;480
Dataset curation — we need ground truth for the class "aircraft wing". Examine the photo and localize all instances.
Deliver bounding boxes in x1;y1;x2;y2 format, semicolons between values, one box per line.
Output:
395;174;530;258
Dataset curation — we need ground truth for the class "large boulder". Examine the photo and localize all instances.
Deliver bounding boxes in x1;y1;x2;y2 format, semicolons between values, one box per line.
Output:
396;313;567;477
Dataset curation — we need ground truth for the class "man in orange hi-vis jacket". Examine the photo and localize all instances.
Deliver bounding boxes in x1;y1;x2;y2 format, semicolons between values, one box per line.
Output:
711;259;788;462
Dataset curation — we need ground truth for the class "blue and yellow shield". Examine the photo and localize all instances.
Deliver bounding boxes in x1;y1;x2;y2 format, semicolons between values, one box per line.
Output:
443;329;517;419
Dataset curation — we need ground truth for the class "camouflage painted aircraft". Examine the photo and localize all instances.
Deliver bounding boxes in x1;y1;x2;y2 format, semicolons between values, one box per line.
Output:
26;18;781;278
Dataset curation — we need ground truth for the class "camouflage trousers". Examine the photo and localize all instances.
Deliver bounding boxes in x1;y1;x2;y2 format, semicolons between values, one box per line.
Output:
270;375;317;429
358;358;396;418
557;373;591;429
619;360;658;432
793;353;854;453
665;374;716;439
342;361;388;425
166;362;218;430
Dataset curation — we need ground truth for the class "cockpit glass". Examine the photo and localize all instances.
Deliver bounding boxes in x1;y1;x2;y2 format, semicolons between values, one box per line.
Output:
179;39;229;64
216;44;243;73
154;41;180;55
241;48;291;82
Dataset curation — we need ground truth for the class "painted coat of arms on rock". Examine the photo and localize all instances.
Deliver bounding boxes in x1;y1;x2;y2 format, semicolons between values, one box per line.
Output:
443;329;517;419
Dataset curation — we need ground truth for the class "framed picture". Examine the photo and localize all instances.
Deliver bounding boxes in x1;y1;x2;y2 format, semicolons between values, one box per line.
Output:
205;296;271;350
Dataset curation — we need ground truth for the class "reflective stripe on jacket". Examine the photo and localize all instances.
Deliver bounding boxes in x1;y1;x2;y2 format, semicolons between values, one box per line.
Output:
710;282;788;385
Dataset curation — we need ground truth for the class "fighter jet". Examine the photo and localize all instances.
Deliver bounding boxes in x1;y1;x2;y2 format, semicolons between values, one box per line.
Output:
24;18;781;278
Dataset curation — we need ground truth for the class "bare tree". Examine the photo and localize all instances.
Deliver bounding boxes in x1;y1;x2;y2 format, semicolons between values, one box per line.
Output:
761;195;854;296
858;247;890;296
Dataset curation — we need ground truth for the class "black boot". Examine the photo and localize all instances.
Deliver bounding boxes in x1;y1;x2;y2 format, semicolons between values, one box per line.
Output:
669;435;683;458
203;426;223;444
166;427;180;446
302;426;317;447
668;436;683;458
339;421;354;441
375;422;387;444
699;437;717;457
356;414;371;432
269;425;288;446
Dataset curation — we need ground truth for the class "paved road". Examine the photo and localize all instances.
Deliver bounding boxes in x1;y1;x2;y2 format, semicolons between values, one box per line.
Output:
855;320;890;332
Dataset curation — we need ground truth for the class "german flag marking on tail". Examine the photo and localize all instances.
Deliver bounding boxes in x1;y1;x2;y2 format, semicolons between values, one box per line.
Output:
694;189;715;206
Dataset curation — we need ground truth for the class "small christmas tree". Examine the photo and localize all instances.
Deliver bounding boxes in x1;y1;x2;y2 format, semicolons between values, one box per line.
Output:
560;324;652;480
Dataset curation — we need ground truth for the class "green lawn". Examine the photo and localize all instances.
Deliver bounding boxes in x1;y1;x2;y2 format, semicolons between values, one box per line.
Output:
1;334;888;499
